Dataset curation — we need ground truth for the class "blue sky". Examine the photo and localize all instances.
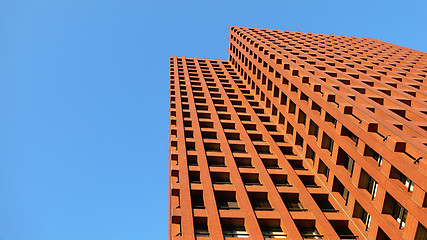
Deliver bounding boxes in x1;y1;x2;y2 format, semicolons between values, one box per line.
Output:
0;1;425;240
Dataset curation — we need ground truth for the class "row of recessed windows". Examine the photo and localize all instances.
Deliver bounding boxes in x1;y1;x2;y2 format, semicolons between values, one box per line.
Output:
172;188;350;238
172;200;357;239
173;215;323;239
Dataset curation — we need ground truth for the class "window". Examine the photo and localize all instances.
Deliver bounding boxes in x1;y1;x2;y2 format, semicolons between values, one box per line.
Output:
398;173;414;192
194;218;209;237
286;122;294;135
415;223;427;240
337;148;354;176
241;173;262;186
341;126;359;146
306;145;316;163
215;191;239;210
289;158;306;170
289;100;296;114
223;228;249;238
376;228;391;240
344;156;355;177
210;172;231;185
285;199;306;211
318;159;330;181
364;145;383;166
189;171;201;184
300;175;319;188
374;153;383;166
298;110;307;124
271;174;291;187
299;228;323;239
390;166;414;192
230;143;246;153
281;92;287;105
187;154;198;166
354;201;371;230
249;193;273;211
312;102;321;113
359;170;378;199
321;133;334;155
329;220;357;239
252;200;273;210
259;220;286;239
191;190;205;209
207;155;225;167
296;133;304;147
325;112;337;127
391;201;408;229
262;229;287;239
235;157;253;168
312;194;337;212
221;219;249;238
367;177;378;199
295;220;323;239
341;187;350;203
308;120;319;137
383;193;408;229
333;177;349;204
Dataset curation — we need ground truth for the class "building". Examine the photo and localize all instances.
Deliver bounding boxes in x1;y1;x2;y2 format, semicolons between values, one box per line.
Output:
169;26;427;240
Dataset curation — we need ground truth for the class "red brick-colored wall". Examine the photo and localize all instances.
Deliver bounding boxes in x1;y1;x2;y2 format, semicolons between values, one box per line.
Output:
169;27;427;240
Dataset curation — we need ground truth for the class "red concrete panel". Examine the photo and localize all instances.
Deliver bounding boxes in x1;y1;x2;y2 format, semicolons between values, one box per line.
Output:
169;27;427;240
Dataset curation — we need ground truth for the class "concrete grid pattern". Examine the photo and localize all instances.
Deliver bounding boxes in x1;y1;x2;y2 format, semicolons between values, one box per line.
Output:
169;27;427;240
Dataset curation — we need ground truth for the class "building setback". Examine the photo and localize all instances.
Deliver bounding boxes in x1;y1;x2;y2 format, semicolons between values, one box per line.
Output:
169;27;427;240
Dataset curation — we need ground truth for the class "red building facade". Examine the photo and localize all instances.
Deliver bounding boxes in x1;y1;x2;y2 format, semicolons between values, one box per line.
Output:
169;27;427;240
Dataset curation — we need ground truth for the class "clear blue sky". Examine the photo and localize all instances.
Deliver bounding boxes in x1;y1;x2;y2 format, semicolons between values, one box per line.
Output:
0;1;425;239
